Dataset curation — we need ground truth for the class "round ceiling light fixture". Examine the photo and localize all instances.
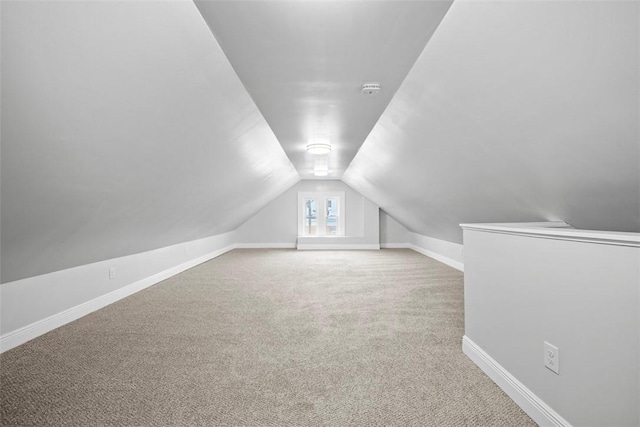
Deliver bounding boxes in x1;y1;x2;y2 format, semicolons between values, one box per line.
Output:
313;158;329;177
306;139;331;155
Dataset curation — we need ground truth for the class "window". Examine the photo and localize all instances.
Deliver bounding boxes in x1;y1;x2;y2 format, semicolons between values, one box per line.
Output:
298;192;345;236
304;198;317;235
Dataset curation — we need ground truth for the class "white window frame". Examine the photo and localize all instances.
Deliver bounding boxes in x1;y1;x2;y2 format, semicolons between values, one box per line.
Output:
298;191;345;236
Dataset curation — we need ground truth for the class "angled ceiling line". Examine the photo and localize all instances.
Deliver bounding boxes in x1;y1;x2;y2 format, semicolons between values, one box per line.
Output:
194;0;454;179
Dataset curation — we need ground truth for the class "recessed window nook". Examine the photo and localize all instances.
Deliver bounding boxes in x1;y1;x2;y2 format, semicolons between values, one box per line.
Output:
297;191;345;237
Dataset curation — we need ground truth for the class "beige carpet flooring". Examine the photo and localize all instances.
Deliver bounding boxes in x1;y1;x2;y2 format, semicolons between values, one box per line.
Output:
1;249;536;426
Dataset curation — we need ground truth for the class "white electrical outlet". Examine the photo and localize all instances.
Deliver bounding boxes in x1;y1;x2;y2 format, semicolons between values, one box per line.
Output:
544;341;559;374
109;267;116;280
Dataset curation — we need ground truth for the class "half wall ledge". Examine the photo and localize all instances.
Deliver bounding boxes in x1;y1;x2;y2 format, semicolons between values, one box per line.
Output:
460;220;640;427
459;221;640;247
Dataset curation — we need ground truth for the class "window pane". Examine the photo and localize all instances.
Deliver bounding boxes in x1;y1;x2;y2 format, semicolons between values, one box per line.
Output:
304;199;317;235
326;197;338;236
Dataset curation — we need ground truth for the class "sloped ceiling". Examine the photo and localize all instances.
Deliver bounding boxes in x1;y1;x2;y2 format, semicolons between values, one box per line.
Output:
195;0;452;179
2;0;638;282
0;0;299;283
343;0;640;243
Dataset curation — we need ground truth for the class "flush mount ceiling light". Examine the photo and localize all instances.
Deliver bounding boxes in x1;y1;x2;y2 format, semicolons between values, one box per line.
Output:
306;142;331;155
314;158;329;177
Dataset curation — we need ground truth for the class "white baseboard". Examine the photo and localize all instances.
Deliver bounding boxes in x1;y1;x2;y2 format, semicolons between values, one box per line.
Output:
408;243;464;271
234;243;296;249
462;336;571;427
297;244;380;250
380;243;411;249
0;244;234;353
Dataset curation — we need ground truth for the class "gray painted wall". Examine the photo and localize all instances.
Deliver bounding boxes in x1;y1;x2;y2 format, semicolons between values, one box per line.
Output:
1;0;299;283
344;0;639;244
1;232;237;337
464;227;639;426
235;180;379;246
379;211;411;245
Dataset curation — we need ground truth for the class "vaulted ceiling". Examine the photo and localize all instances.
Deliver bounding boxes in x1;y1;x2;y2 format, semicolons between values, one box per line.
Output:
196;0;639;240
195;0;453;179
344;0;640;242
1;0;638;282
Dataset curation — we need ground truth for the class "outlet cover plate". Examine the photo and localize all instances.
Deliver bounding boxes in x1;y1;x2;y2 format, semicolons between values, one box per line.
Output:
544;341;559;375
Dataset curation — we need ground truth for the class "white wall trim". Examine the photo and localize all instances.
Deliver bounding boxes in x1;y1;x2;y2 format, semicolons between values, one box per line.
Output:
297;244;380;250
381;237;465;271
234;243;296;249
408;243;464;271
380;243;411;249
460;221;639;248
0;243;234;353
462;336;572;427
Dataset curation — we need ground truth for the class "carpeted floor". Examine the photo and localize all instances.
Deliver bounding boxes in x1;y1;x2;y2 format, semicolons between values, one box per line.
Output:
1;249;536;426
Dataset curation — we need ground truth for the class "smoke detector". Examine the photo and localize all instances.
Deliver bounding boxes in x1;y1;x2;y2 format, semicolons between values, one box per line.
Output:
361;83;381;95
